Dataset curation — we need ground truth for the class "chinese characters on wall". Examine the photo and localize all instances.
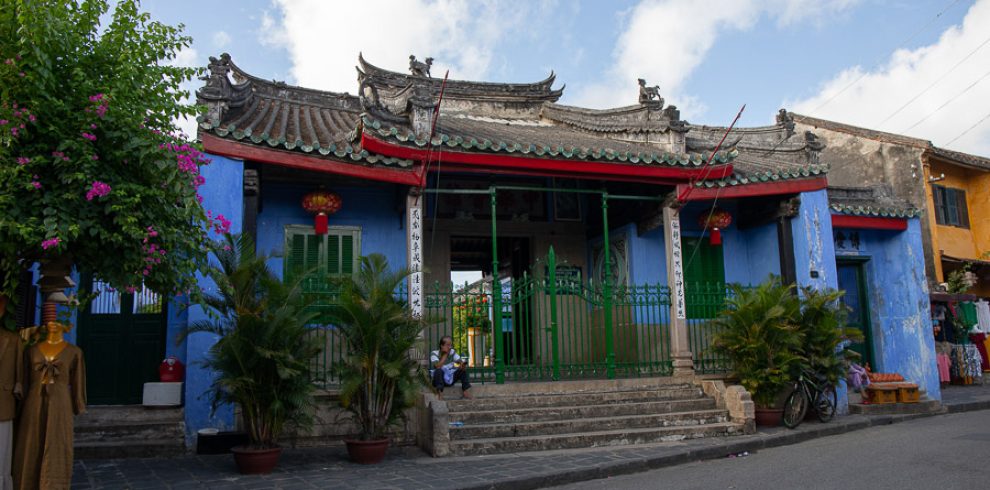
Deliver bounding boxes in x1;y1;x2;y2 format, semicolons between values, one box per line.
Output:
670;215;686;320
407;193;423;318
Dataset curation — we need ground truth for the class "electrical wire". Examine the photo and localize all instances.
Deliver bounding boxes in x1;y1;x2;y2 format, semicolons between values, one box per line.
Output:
809;0;965;115
876;33;990;129
943;108;990;146
901;66;990;132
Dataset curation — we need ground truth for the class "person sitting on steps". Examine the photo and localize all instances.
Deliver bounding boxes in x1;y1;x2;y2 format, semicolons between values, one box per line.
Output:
430;336;472;400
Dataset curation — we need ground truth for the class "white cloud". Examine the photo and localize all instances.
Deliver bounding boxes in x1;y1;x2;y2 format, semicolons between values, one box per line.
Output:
262;0;536;93
572;0;858;115
168;47;201;140
213;31;231;49
787;0;990;155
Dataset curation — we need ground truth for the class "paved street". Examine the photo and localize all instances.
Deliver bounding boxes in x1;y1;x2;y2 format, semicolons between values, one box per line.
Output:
551;410;990;490
69;384;990;490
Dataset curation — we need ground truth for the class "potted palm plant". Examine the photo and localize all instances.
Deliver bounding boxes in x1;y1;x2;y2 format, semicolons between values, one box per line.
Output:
795;285;864;389
712;276;804;427
328;254;428;464
185;234;323;474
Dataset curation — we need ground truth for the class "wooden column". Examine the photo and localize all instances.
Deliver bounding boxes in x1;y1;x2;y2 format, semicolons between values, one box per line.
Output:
663;205;694;376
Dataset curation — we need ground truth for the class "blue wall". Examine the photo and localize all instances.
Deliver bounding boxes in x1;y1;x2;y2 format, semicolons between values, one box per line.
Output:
256;182;407;274
834;219;939;400
183;154;244;442
791;190;838;291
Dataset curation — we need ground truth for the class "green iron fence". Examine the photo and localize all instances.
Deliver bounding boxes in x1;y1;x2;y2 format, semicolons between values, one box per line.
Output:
298;267;736;387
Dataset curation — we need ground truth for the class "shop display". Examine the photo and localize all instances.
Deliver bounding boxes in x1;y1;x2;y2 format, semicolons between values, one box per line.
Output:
12;321;86;490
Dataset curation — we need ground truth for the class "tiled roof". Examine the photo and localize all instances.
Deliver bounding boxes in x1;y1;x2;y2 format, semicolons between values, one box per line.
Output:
196;55;414;168
928;146;990;171
684;111;828;187
827;185;921;218
362;115;737;167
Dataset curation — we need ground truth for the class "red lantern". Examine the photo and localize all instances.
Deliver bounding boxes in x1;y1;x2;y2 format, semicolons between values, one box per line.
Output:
302;190;342;235
699;208;732;245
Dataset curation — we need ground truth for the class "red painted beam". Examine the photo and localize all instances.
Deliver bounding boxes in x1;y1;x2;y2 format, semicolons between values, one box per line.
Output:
201;133;422;186
676;177;828;201
436;162;687;185
361;133;733;183
831;214;908;231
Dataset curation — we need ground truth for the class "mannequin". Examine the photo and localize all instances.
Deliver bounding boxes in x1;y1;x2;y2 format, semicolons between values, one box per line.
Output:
12;320;86;490
0;326;23;490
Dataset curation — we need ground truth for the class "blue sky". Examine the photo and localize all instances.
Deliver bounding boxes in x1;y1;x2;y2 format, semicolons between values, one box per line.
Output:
146;0;989;156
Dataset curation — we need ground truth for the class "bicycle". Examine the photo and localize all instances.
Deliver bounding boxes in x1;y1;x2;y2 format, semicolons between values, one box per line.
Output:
782;369;837;429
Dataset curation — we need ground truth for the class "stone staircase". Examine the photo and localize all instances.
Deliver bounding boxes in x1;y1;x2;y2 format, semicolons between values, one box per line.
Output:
74;406;187;459
427;378;751;456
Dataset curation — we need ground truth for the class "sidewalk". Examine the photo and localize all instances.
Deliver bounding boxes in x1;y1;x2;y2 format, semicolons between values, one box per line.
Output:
70;383;990;490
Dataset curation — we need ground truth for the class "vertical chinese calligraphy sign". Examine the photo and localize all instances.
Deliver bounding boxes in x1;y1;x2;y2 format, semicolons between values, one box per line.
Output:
407;193;424;318
665;208;687;320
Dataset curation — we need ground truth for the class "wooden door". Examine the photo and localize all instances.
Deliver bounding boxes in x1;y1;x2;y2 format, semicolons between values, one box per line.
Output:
77;275;166;405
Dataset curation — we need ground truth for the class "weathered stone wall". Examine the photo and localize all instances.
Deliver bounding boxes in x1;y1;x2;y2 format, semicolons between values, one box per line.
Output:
792;121;937;285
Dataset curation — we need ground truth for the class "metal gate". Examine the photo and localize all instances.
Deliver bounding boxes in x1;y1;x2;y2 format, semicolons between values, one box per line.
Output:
423;247;673;384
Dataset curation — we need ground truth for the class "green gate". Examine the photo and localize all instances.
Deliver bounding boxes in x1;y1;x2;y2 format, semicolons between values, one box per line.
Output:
77;275;167;405
422;247;673;383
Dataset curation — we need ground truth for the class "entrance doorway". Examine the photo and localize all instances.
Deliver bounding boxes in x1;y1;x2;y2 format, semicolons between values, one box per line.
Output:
77;275;167;405
450;235;532;366
836;260;874;368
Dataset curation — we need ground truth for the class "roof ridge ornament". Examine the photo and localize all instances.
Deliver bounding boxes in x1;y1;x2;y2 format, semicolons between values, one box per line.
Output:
409;55;433;78
638;78;664;108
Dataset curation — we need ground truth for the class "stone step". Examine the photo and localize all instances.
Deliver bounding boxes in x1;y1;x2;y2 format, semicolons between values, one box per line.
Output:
75;439;187;460
74;421;185;444
447;422;745;456
451;397;718;425
450;409;730;440
75;405;184;427
446;387;706;412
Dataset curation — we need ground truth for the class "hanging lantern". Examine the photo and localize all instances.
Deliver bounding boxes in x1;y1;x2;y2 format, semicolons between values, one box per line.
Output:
699;208;732;245
301;190;342;235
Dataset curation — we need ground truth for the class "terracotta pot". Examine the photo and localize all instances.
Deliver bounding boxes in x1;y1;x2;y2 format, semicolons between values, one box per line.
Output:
231;445;282;474
345;438;390;464
754;407;783;427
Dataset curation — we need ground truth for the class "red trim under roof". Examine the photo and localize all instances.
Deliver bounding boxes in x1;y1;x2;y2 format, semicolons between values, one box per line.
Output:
361;133;733;183
831;214;908;231
675;177;827;201
201;133;422;186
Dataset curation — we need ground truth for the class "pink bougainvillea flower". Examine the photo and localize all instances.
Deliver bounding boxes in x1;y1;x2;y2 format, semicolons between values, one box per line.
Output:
90;123;96;129
0;119;7;125
85;181;112;201
41;237;60;250
28;114;36;122
81;132;97;141
3;58;12;65
91;155;99;161
16;157;29;165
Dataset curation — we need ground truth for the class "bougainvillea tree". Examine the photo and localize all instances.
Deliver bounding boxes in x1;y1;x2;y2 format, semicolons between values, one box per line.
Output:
0;0;224;313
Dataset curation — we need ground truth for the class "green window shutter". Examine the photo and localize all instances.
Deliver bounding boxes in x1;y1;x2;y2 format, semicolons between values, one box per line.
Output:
341;234;354;274
286;231;307;282
305;233;323;276
327;234;341;275
955;188;970;229
933;185;946;225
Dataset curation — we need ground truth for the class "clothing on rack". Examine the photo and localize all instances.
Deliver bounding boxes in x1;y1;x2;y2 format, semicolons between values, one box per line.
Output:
937;353;952;383
958;302;979;335
975;300;990;334
970;333;990;371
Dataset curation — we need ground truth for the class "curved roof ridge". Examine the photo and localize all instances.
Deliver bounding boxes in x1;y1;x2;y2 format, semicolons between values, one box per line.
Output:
356;53;562;101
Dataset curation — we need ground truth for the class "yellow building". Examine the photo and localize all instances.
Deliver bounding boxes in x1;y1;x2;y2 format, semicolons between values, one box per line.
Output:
923;147;990;297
